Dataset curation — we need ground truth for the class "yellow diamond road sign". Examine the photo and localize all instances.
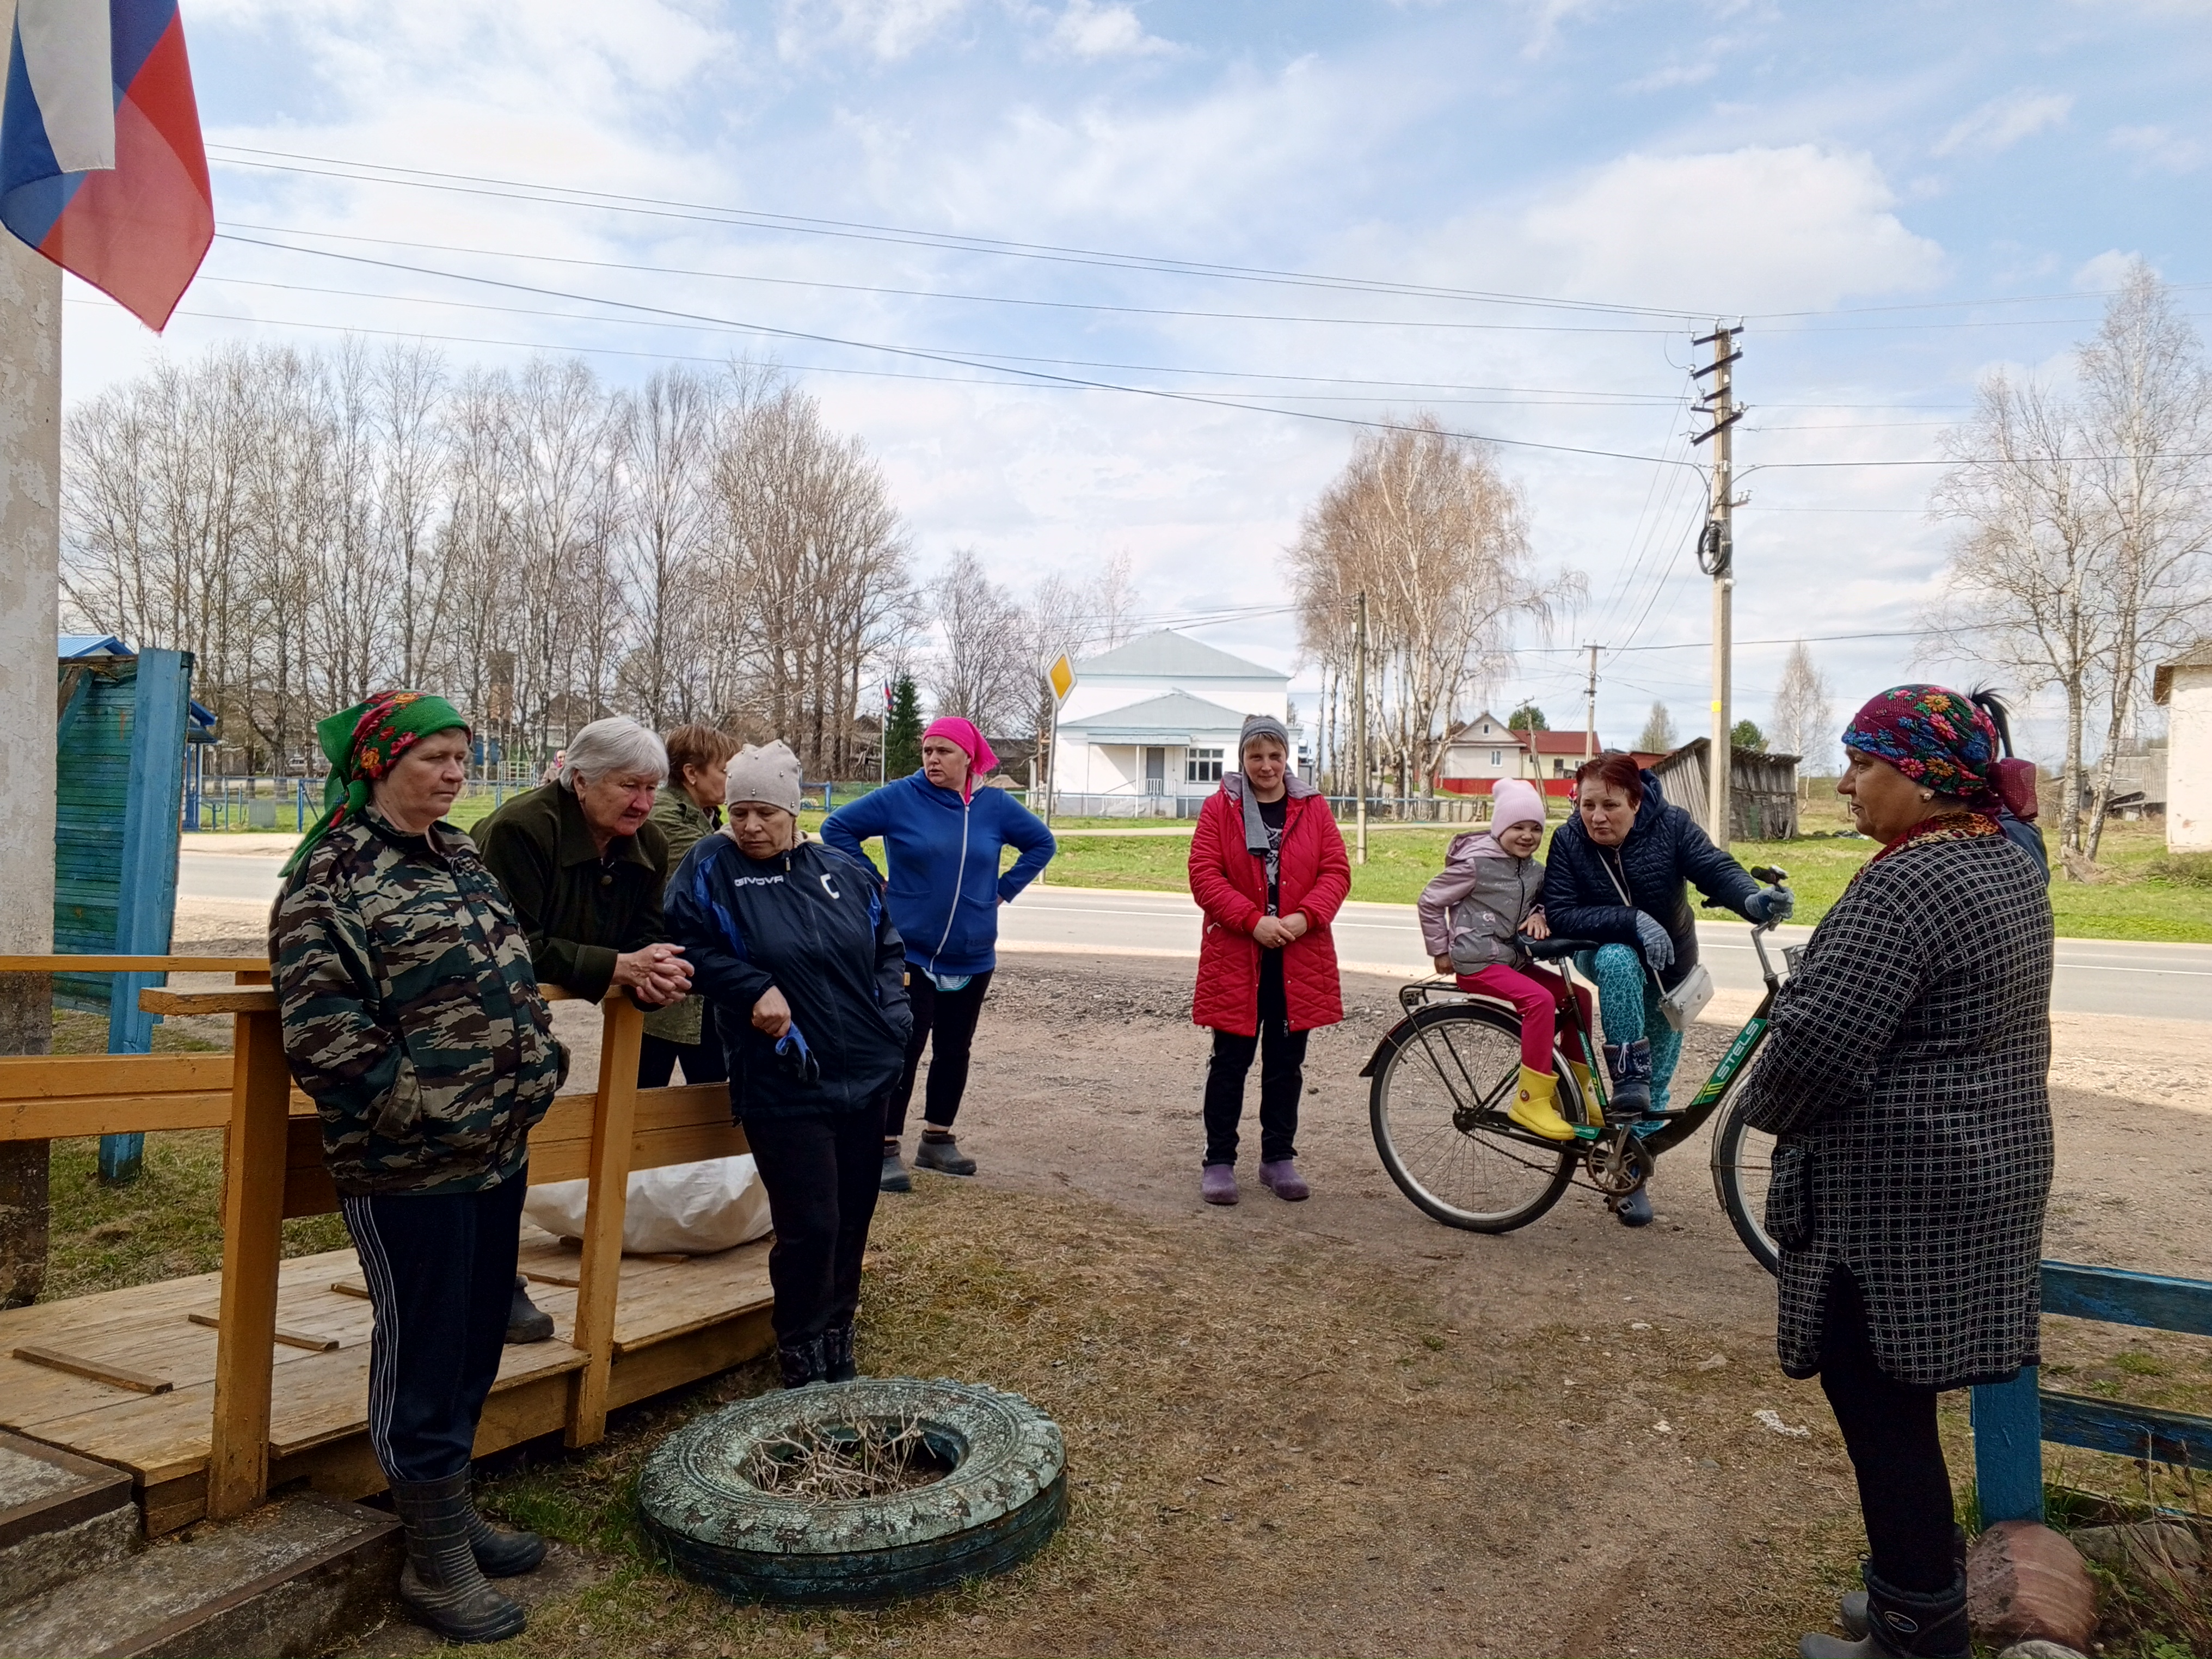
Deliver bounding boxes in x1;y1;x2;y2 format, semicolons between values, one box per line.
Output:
1048;654;1075;702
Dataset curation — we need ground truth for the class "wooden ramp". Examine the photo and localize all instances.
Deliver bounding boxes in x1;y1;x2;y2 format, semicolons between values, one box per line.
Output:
0;1230;773;1533
0;959;776;1533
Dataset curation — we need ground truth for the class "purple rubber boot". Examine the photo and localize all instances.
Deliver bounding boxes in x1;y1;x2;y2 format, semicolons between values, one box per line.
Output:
1259;1159;1310;1201
1201;1164;1238;1206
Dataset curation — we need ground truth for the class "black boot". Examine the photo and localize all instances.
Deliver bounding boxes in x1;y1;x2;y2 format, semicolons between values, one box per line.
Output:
778;1335;827;1388
822;1323;858;1383
1840;1528;1965;1639
505;1275;553;1345
459;1471;546;1577
1800;1564;1968;1658
914;1129;977;1176
1602;1040;1652;1123
389;1472;527;1643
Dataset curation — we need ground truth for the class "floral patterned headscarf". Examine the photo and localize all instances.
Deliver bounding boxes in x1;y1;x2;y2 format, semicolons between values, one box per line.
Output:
1841;684;2003;810
281;691;470;875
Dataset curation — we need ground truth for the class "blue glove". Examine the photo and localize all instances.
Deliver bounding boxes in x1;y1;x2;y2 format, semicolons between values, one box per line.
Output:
1633;913;1674;971
1744;887;1793;924
773;1024;821;1085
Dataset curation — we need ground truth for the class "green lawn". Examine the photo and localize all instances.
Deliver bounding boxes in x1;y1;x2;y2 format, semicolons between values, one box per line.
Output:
1036;815;2212;943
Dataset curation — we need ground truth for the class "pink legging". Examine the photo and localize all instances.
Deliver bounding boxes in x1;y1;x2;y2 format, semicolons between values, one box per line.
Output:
1456;962;1594;1072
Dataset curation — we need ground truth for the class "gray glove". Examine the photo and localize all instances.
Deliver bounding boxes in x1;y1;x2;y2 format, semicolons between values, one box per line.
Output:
1633;912;1674;971
1744;887;1793;924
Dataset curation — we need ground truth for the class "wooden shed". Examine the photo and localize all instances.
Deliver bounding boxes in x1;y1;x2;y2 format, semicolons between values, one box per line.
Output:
1649;738;1801;841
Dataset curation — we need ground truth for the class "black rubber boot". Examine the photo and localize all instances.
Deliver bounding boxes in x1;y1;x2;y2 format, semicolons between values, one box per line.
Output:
1800;1565;1968;1658
459;1471;546;1577
914;1129;977;1176
880;1140;912;1193
390;1472;527;1643
778;1335;828;1388
1602;1040;1652;1123
1840;1528;1965;1639
1614;1185;1654;1227
823;1322;858;1383
505;1275;553;1345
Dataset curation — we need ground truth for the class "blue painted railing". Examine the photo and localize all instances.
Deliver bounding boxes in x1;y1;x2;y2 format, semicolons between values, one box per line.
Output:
1973;1261;2212;1523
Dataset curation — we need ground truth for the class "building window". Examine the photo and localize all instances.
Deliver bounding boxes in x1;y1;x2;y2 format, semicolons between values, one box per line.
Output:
1186;747;1223;783
1490;749;1502;767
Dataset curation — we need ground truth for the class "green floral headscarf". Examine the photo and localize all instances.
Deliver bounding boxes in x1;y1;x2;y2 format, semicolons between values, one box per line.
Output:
281;691;470;875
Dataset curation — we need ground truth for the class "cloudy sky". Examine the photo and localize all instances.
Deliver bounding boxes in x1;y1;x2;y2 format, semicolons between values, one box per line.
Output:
57;0;2212;758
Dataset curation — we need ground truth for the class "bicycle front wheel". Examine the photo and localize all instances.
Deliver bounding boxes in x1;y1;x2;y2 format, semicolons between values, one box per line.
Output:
1711;1087;1781;1276
1369;1003;1580;1233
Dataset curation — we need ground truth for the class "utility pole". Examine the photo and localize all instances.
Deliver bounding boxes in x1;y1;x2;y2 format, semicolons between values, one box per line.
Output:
1354;591;1369;867
1582;644;1599;766
1693;324;1744;850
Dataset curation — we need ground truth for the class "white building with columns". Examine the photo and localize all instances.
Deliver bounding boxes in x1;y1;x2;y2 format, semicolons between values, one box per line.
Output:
1049;631;1295;814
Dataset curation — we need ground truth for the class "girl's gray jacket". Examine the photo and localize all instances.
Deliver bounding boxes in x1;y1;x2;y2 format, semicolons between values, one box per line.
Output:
1417;835;1546;973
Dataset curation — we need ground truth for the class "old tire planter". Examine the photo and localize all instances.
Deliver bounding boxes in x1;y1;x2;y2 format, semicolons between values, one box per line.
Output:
638;1378;1066;1605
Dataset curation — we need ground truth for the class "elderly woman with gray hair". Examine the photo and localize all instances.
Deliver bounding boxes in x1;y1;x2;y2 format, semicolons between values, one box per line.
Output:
1187;714;1350;1206
476;716;692;1341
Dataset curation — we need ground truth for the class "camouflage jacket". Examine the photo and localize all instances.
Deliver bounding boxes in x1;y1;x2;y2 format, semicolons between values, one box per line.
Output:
269;808;566;1196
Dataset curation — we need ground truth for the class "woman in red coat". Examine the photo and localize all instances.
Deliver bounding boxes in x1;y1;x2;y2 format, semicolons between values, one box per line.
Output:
1188;714;1351;1206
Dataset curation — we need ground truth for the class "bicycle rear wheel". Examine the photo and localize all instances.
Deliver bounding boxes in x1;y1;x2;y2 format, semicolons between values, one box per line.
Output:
1369;1003;1582;1233
1711;1086;1780;1276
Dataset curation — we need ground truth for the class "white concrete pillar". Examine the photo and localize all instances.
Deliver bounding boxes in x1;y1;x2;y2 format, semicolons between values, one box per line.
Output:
0;228;61;1304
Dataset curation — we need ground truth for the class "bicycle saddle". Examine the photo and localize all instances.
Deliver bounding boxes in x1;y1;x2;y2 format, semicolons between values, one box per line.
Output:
1518;935;1600;960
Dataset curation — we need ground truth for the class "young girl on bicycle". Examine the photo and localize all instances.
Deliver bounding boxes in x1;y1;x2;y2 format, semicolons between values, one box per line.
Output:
1417;779;1594;1144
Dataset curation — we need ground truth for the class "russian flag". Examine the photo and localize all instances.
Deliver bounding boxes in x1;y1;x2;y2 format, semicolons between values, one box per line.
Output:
0;0;211;331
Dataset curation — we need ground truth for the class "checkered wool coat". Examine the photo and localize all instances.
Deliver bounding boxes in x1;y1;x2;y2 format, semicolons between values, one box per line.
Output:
1737;829;2054;1390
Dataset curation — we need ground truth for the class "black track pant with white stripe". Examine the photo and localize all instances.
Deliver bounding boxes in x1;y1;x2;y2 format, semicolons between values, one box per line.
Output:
341;1169;527;1485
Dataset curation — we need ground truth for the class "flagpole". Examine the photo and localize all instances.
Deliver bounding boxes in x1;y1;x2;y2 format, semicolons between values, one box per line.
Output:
0;226;62;1304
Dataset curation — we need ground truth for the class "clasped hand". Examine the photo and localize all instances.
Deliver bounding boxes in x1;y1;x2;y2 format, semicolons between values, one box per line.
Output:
1252;912;1309;949
751;986;793;1039
612;942;692;1007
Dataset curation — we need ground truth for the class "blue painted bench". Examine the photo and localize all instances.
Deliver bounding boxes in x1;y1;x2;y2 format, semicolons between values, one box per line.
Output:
1973;1261;2212;1523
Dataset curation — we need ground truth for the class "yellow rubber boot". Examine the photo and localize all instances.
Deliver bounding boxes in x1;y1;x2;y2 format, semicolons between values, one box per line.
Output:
1508;1066;1577;1143
1565;1059;1597;1125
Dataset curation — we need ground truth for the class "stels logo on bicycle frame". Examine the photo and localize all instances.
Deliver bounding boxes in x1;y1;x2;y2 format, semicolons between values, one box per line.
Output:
1365;865;1797;1276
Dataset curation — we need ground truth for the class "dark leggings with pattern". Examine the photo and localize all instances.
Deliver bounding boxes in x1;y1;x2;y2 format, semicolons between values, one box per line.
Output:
1819;1271;1957;1594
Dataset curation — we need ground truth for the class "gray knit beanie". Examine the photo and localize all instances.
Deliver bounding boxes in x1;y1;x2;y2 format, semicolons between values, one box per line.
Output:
1238;713;1291;757
724;740;803;814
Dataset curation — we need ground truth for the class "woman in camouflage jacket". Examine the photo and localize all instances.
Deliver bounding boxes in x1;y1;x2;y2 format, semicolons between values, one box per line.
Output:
271;691;562;1645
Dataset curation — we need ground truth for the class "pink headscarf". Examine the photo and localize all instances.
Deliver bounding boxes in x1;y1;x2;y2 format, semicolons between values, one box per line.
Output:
923;717;998;802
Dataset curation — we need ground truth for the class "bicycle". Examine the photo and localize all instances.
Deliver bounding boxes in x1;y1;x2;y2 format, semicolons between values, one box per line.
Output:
1362;864;1796;1273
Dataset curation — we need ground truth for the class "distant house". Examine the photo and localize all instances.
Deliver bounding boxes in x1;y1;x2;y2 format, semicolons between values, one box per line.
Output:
1049;630;1295;814
2155;642;2212;852
1436;717;1619;796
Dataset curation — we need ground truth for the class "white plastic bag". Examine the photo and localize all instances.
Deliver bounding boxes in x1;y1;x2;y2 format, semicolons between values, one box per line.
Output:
524;1154;772;1256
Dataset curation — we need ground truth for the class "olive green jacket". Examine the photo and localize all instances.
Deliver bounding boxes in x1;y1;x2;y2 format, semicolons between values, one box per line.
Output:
475;782;669;1004
641;787;720;1046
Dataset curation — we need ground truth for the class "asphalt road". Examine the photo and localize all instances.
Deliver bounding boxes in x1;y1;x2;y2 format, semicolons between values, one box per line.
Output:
177;847;2212;1023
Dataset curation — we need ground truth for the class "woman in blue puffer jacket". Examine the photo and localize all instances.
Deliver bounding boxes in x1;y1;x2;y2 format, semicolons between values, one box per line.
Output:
1542;751;1790;1226
821;717;1055;1189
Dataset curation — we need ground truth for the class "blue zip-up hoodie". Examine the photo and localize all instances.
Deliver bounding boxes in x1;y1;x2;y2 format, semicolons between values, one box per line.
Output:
665;833;911;1119
820;774;1056;976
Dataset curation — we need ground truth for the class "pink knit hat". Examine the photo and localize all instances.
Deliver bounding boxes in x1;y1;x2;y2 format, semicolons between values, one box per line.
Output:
1489;778;1546;831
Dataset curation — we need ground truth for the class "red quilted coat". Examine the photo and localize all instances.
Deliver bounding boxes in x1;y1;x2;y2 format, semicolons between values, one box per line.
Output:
1188;775;1351;1036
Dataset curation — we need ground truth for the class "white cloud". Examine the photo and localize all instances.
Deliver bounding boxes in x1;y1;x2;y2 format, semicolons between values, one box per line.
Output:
2109;124;2207;173
776;0;971;63
1042;0;1175;60
1932;90;2072;158
1518;145;1946;313
2074;249;2149;292
1626;60;1719;93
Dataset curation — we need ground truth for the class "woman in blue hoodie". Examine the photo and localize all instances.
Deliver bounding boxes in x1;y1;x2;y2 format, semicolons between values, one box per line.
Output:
822;717;1056;1189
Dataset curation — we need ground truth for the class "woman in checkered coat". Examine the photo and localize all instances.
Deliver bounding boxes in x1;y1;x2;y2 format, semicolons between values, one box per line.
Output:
1738;686;2053;1659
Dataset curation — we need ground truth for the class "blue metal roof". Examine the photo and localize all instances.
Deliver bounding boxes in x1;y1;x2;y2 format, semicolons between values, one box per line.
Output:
59;635;216;729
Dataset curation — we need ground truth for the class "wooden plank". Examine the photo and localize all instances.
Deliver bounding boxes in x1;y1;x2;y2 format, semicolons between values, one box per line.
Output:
0;955;263;973
1971;1369;2047;1525
567;998;643;1448
184;1312;339;1354
207;1007;290;1519
0;1052;233;1098
2042;1388;2212;1468
329;1280;368;1300
139;988;278;1016
0;1092;233;1140
2043;1261;2212;1340
606;1307;776;1411
11;1345;172;1395
521;1269;580;1288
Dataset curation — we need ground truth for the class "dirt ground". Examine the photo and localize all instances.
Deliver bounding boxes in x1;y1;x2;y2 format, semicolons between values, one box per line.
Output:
167;908;2212;1656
